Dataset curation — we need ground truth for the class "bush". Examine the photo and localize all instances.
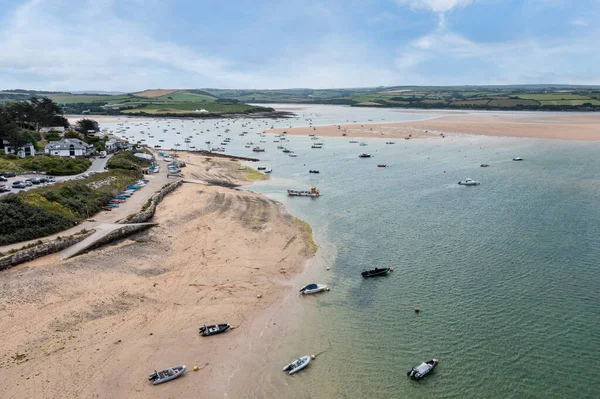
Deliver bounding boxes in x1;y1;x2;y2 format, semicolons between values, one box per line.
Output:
19;155;91;175
107;151;151;171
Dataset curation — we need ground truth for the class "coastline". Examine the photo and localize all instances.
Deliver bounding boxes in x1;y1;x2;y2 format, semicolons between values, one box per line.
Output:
0;153;318;398
266;113;600;141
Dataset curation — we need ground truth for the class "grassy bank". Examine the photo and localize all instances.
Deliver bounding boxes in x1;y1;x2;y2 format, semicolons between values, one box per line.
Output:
0;169;139;245
106;150;152;171
0;154;90;175
293;216;318;256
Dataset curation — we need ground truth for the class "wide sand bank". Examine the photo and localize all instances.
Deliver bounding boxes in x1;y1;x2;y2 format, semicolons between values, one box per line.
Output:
0;154;315;398
267;113;600;141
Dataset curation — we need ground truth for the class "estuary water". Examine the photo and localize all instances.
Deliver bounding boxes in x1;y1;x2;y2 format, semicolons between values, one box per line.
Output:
104;105;600;398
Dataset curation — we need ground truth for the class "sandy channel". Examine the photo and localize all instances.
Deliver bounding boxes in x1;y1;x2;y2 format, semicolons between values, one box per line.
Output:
267;113;600;141
0;154;316;398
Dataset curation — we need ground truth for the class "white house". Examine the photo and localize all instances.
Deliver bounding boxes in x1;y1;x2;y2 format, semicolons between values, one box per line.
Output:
3;140;36;158
44;139;92;157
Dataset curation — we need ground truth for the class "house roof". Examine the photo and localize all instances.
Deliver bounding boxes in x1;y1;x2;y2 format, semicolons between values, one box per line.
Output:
45;138;91;151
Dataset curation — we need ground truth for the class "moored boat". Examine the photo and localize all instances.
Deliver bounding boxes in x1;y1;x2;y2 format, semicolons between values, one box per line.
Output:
361;267;392;278
148;365;186;385
199;323;231;336
252;147;265;152
480;164;490;167
309;170;320;174
458;178;480;186
283;355;312;375
288;187;320;197
377;164;388;168
513;157;523;161
299;283;329;294
359;153;372;158
407;359;438;380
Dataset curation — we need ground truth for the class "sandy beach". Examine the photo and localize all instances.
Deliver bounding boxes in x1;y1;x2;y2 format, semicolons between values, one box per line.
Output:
267;113;600;141
0;154;316;398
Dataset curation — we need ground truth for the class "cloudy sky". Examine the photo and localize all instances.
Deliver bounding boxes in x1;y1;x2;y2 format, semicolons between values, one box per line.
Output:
0;0;598;91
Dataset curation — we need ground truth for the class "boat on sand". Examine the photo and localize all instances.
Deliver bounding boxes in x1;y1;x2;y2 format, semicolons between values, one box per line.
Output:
299;283;329;294
199;323;230;336
148;365;186;385
283;355;312;375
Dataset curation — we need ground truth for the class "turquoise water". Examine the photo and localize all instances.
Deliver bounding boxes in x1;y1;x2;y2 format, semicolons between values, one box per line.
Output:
106;106;600;398
248;135;600;398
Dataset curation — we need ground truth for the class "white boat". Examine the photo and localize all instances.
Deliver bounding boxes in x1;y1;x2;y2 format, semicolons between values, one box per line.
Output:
299;283;328;295
148;365;186;385
458;178;480;186
513;157;523;161
283;355;311;375
265;168;272;174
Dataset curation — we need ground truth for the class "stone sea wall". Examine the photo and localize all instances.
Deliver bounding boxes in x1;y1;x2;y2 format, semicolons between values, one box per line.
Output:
120;180;182;224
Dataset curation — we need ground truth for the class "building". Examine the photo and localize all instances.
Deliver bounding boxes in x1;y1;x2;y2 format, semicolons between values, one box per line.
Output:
44;139;92;158
39;126;65;133
2;140;36;158
105;138;125;153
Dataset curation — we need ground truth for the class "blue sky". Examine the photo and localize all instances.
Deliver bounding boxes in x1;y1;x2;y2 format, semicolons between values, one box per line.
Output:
0;0;598;91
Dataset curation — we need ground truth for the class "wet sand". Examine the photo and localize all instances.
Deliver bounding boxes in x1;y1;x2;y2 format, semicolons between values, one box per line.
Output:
267;113;600;141
0;154;316;398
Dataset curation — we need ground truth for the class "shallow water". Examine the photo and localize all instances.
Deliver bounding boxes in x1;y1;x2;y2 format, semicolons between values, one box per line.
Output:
106;105;600;398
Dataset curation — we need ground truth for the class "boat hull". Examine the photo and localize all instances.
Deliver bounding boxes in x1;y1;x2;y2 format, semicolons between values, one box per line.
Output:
361;268;391;278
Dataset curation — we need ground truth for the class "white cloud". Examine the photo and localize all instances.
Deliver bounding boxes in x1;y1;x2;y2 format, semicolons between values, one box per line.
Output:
571;19;588;26
396;0;474;13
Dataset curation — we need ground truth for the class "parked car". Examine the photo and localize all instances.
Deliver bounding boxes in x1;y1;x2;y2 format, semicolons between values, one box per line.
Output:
0;176;7;182
47;176;56;182
31;178;42;185
23;180;33;186
12;181;27;189
0;184;11;192
39;177;49;183
0;172;16;178
81;173;90;179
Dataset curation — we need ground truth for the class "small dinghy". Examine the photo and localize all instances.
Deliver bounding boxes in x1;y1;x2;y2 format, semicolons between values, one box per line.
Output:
407;359;438;380
299;283;328;295
148;365;186;385
361;267;392;278
283;355;312;375
199;323;231;337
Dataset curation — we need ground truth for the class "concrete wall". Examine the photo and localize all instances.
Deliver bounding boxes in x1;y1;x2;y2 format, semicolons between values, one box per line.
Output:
121;180;182;224
0;231;94;271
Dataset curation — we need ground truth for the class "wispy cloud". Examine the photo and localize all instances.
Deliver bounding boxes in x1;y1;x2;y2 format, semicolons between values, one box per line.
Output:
571;19;588;26
396;0;474;13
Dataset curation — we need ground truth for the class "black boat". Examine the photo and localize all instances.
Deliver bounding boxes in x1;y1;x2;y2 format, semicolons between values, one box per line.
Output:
407;359;438;380
257;166;267;170
361;267;392;278
309;170;320;174
199;323;231;336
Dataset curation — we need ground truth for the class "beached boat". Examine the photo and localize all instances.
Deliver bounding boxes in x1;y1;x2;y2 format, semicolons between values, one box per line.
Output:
359;153;372;158
199;323;231;337
283;356;311;375
148;365;186;385
288;187;320;197
407;359;438;380
513;157;523;161
361;267;391;278
458;178;480;186
309;170;320;174
299;283;328;295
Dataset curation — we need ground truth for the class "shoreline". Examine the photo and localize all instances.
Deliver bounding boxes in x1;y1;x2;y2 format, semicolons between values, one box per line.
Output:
265;113;600;141
0;153;318;398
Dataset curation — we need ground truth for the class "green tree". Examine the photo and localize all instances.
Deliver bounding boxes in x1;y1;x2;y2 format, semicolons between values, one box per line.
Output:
74;118;99;134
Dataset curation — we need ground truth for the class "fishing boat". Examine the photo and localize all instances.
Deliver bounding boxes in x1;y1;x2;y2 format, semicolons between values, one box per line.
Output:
407;359;438;380
288;187;320;197
359;153;372;158
283;356;311;375
309;170;320;174
148;365;186;385
458;178;480;186
299;283;328;295
199;323;231;337
253;147;265;152
361;267;392;278
377;164;388;168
